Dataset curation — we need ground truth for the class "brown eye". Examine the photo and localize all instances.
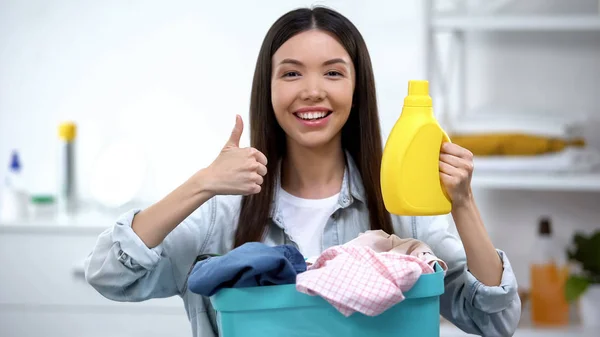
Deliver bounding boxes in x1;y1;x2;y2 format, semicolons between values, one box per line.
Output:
283;71;301;77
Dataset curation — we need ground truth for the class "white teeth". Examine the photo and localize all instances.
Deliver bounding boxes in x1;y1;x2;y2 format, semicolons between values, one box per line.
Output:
297;111;328;120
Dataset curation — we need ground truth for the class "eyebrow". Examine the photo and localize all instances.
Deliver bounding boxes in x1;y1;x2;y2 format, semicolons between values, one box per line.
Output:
278;58;348;66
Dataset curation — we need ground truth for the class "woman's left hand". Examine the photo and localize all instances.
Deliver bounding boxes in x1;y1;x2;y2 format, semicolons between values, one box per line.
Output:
439;142;474;207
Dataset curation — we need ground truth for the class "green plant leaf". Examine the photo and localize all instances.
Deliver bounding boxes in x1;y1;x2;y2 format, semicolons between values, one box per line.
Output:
566;230;600;278
565;275;590;302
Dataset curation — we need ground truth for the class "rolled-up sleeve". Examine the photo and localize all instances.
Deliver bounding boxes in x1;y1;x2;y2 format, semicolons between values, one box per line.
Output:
84;198;216;302
112;209;164;270
417;215;521;337
443;249;521;337
466;250;519;314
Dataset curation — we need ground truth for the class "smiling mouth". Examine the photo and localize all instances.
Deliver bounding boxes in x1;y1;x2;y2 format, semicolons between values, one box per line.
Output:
294;111;332;121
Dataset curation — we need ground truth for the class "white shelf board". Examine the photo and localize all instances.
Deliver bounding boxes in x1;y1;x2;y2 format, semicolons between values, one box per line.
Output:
471;172;600;191
441;323;597;337
0;210;124;235
431;15;600;31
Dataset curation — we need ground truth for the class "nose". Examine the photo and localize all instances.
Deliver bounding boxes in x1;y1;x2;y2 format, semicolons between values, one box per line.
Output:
300;77;326;102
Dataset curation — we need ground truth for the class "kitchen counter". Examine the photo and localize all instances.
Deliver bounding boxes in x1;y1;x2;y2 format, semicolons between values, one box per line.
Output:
0;208;192;337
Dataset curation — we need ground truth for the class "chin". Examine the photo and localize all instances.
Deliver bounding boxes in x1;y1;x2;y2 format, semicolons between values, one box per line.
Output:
288;132;341;150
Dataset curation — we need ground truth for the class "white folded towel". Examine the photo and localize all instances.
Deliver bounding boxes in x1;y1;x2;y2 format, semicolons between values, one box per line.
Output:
473;148;600;173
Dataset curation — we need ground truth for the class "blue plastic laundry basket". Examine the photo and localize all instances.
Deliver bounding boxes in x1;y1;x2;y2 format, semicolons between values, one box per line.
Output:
210;263;445;337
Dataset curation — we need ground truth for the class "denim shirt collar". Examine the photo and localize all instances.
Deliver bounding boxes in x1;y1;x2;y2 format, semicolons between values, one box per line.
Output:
269;150;366;220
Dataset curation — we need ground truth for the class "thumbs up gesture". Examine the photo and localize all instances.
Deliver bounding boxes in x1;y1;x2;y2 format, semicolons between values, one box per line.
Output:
203;115;268;196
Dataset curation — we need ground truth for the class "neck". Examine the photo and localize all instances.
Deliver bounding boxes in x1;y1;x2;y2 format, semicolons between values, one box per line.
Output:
281;138;345;199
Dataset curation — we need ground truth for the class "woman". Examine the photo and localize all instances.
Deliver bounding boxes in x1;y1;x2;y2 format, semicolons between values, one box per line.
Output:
85;6;520;337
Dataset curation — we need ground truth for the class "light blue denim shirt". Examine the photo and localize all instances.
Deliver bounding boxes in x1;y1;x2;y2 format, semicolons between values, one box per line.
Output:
84;153;521;337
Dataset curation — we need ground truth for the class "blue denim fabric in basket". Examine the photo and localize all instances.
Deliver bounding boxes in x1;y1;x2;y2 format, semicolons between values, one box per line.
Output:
188;242;306;296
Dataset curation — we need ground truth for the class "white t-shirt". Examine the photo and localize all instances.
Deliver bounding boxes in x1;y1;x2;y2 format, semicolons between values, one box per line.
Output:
278;187;339;258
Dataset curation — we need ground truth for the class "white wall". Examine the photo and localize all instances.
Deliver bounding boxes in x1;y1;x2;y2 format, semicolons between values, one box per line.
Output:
1;0;599;289
0;0;425;201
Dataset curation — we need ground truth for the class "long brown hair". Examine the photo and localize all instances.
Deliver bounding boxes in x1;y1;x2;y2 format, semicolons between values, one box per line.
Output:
234;6;394;247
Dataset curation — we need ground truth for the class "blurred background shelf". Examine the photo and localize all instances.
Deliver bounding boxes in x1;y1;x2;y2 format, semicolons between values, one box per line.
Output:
432;15;600;31
0;202;146;235
471;172;600;191
0;216;112;235
441;323;597;337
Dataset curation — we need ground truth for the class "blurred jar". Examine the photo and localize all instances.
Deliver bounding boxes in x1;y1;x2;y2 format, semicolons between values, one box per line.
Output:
530;217;569;327
29;195;57;220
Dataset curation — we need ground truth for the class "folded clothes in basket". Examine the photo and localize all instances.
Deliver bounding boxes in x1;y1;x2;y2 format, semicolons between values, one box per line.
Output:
296;231;447;317
188;242;307;296
345;230;448;271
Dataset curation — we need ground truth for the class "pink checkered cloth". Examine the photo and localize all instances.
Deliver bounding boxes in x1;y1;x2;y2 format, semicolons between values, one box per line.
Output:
295;245;434;317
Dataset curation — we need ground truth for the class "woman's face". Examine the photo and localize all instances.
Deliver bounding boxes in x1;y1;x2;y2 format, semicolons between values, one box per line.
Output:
271;29;355;150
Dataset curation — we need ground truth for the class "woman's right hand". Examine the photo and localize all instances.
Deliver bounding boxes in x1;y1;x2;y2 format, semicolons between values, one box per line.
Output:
130;115;266;248
201;115;268;196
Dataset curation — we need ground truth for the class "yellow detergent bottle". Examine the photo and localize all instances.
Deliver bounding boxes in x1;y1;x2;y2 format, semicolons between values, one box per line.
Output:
381;80;452;216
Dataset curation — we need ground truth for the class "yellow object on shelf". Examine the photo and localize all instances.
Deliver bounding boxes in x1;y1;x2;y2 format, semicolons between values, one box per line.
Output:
59;122;77;142
449;133;585;156
381;80;452;216
57;121;78;214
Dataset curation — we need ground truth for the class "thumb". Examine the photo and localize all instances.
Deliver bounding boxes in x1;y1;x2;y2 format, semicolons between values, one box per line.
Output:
225;114;243;147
